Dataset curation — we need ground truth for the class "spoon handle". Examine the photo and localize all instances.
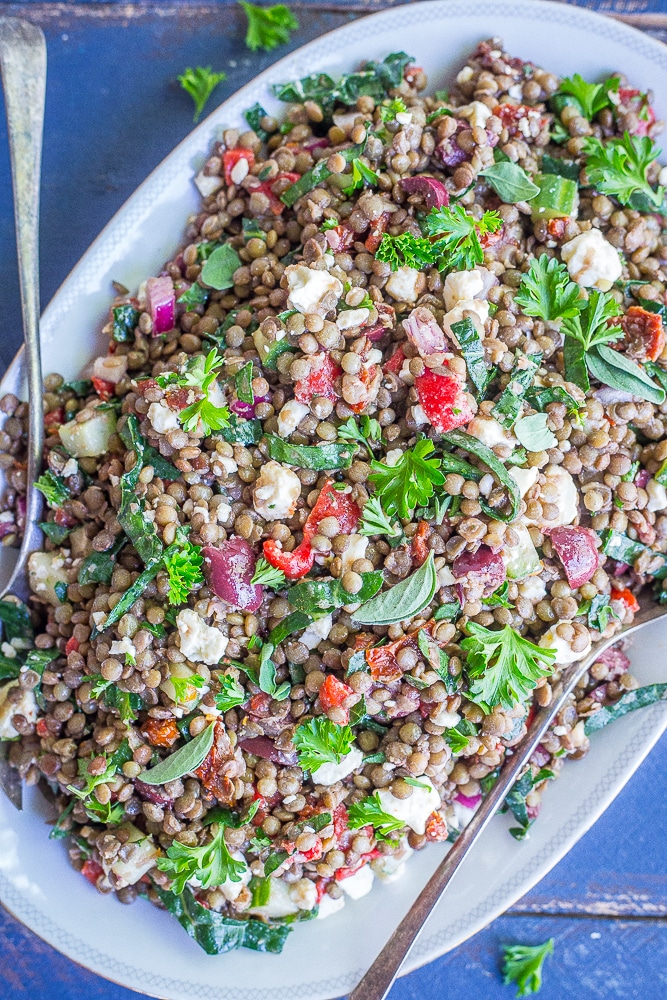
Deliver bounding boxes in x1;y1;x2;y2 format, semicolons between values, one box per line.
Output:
0;18;47;599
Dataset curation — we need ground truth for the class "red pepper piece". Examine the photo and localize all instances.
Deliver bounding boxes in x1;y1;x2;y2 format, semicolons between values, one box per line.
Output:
618;87;655;137
65;636;79;656
619;306;665;362
415;367;474;434
349;364;380;414
611;587;640;614
262;538;315;579
494;103;544;137
333;803;349;842
81;859;104;886
256;172;301;215
424;810;448;842
194;720;237;804
223;148;255;185
294;352;342;405
44;407;65;432
36;718;49;737
383;345;406;374
297;836;323;862
334;851;382;882
91;376;115;402
411;521;431;567
319;675;355;717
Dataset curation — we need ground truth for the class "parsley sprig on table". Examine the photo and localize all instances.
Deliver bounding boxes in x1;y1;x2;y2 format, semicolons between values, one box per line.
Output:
583;132;664;210
514;255;585;323
502;938;554;997
348;792;404;840
157;823;247;894
292;717;355;773
461;623;556;710
164;540;205;605
156;348;230;436
239;1;299;52
177;66;227;123
368;438;444;519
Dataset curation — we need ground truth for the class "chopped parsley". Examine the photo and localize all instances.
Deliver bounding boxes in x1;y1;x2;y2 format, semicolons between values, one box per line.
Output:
347;792;404;840
583;132;664;210
164;540;205;605
156;348;230;436
461;623;556;710
514;254;585;323
214;674;246;712
250;556;287;589
292;717;355;773
239;1;299;53
156;821;247;894
368;438;444;519
502;938;554;997
34;470;69;509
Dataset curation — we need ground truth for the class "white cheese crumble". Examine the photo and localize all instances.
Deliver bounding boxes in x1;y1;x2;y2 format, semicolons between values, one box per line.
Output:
252;461;302;520
384;448;404;467
339;864;374;900
230;157;249;184
539;621;592;664
62;458;79;478
28;551;68;607
509;465;539;497
176;608;228;665
518;575;547;602
316;893;346;920
340;534;369;576
443;269;485;311
457;101;493;130
276;399;310;438
300;614;333;650
371;842;413;883
285;264;343;315
148;400;180;434
442;299;489;340
467;415;516;449
337;307;370;331
561;229;622;291
311;746;364;786
430;705;461;728
0;681;38;739
92;354;128;385
190;852;250;900
288;878;318;911
376;776;441;834
647;478;667;512
385;266;421;303
106;833;159;889
109;637;136;662
527;465;579;527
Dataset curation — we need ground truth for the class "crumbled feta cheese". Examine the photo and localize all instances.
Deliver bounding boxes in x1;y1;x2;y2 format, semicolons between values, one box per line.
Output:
285;264;343;316
148;400;180;434
316;893;346;919
371;842;413;883
539;621;592;664
412;403;428;426
467;415;516;449
194;170;224;198
384;448;404;467
62;458;79;478
430;705;461;728
0;681;38;739
91;611;107;627
518;575;547;602
176;608;228;665
93;354;128;385
230;157;249;184
252;461;302;520
647;478;667;512
248;878;299;919
0;643;15;659
311;746;364;786
28;551;69;607
526;465;578;527
340;534;368;576
339;864;374;900
442;299;489;339
276;399;310;438
106;832;159;889
456;66;474;84
437;564;456;587
443;269;485;311
288;878;318;911
447;798;477;830
509;465;539;497
300;614;333;650
561;229;623;291
109;637;136;662
377;776;441;834
457;101;493;129
337;307;370;331
385;266;421;303
215;501;232;523
395;111;413;126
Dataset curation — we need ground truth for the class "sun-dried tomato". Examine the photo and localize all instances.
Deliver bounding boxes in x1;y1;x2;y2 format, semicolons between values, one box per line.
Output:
364;212;391;253
141;718;180;748
44;407;64;432
547;217;568;240
366;619;441;682
619;306;665;362
349;364;380;414
91;376;115;402
424;810;449;842
383;345;406;374
411;521;431;567
319;675;355;723
194;720;237;804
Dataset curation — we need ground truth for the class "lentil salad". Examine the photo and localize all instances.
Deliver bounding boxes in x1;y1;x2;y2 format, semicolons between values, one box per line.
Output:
2;38;667;955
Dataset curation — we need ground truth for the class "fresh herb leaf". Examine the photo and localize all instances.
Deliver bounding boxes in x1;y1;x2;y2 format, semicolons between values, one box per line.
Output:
164;540;205;606
524;385;585;423
452;316;494;396
359;495;402;540
342;158;379;197
117;416;164;567
178;66;226;123
157;821;246;894
353;552;437;626
171;673;206;704
84;799;125;825
39;521;71;545
556;73;615;119
239;1;299;53
502;938;554;997
540;154;581;182
445;718;477;753
578;592;618;632
112;304;140;343
585;343;665;404
77;536;126;586
140;722;215;785
434;601;460;622
369;438;444;519
441;428;521;523
215;674;246;712
375;231;437;272
337;415;382;451
178;283;209;309
461;623;556;710
34;471;69;509
157;349;231;436
200;245;242;291
216;415;262;445
67;739;132;803
292;716;355;772
104;685;144;723
483;581;514;609
583;132;664;210
492;351;542;429
423;204;502;273
265;434;354;470
288;572;383;616
584;682;667;734
378;97;408;122
251;556;286;589
513;413;557;453
348;792;404;840
514;255;584;323
479;161;539;203
267;610;314;646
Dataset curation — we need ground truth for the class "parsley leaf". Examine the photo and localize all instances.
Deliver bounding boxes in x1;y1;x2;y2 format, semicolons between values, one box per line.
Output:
578;592;618;632
556;73;615;119
378;97;408;122
561;288;623;391
424;204;502;273
239;2;299;53
250;556;286;589
502;938;554;997
375;232;436;271
215;674;246;712
583;132;664;210
157;348;231;436
348;792;404;840
164;540;205;605
171;673;206;703
359;495;402;540
368;438;444;519
461;623;556;710
156;821;247;894
34;470;69;509
178;66;227;123
292;717;355;772
337;415;382;451
514;254;585;323
342;158;380;197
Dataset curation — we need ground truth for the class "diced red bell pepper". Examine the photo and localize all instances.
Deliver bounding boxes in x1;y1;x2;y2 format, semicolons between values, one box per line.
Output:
478;223;505;250
223;148;256;185
45;407;65;432
611;587;640;614
65;636;79;655
333;803;349;842
294;352;342;405
262;480;361;579
619;306;665;363
411;521;431;567
319;675;355;720
36;718;49;738
141;718;180;748
383;345;406;375
81;859;104;886
334;850;381;882
315;877;331;903
256;172;301;215
91;376;115;402
297;836;323;862
415;367;474;434
424;810;448;842
618;87;656;137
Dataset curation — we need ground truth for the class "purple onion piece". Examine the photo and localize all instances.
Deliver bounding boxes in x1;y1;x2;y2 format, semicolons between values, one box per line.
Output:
146;276;175;336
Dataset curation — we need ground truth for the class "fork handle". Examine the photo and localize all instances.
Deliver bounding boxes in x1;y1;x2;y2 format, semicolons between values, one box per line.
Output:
0;17;47;599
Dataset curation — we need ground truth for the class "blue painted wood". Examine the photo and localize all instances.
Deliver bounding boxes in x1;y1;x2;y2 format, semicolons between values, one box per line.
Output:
1;3;667;997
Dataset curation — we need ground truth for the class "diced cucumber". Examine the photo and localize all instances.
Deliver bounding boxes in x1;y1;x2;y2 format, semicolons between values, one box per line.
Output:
503;522;542;580
58;407;117;457
28;551;69;607
530;173;579;220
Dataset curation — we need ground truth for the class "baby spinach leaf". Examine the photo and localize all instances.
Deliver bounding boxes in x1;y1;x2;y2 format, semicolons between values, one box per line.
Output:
78;536;127;586
584;682;667;734
265;434;354;470
289;572;383;616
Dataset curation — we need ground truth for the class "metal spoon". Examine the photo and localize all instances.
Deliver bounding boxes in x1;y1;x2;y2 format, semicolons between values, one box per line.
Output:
349;592;667;1000
0;17;47;809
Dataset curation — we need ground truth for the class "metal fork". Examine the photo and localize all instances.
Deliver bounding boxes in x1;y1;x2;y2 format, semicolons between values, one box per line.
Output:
349;592;667;1000
0;17;48;809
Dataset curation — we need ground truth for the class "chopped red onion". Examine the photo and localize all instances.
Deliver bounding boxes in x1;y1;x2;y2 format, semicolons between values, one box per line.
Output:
402;306;449;357
594;387;635;404
203;538;263;612
146;275;175;335
455;792;482;809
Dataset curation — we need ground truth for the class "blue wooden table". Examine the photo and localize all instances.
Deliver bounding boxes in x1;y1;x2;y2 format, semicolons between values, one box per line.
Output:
1;1;667;996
